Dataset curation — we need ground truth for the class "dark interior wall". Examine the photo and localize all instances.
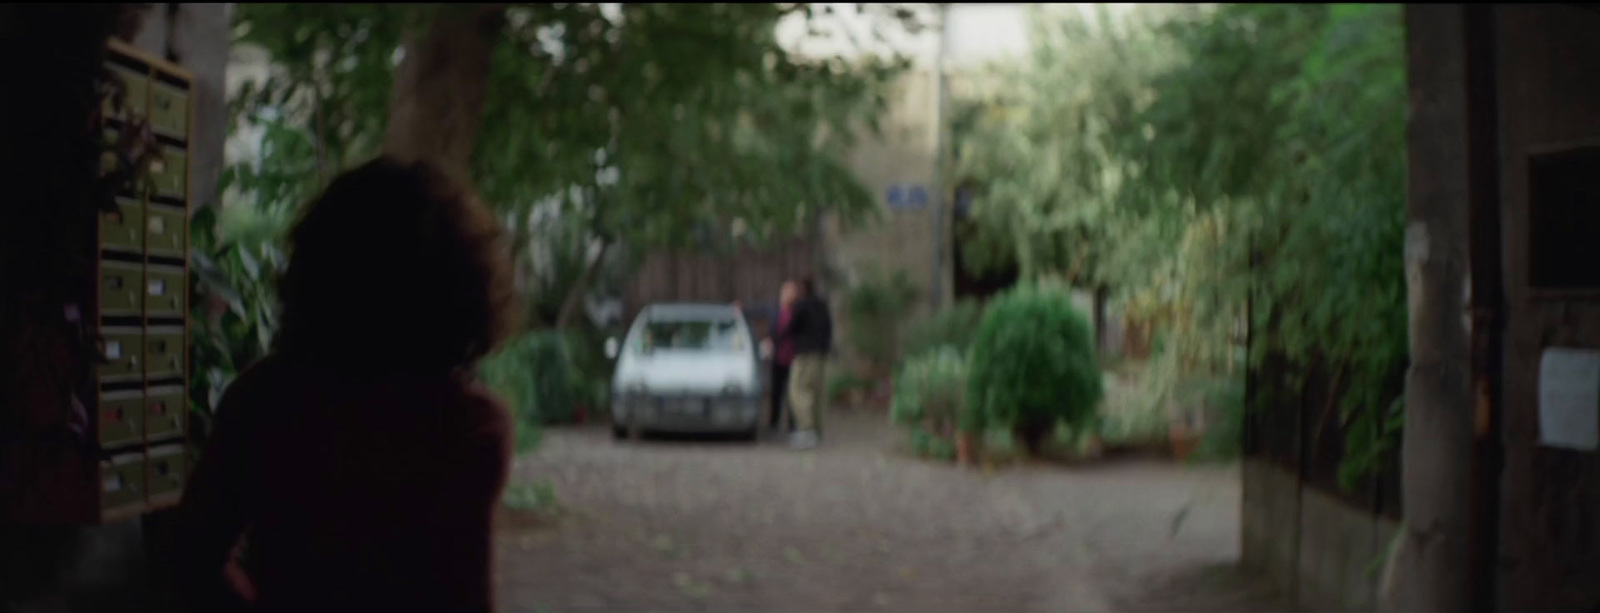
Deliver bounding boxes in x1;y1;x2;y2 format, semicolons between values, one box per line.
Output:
1494;5;1600;611
0;4;230;611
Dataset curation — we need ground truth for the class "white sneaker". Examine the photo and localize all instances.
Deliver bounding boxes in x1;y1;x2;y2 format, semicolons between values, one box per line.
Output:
788;430;818;450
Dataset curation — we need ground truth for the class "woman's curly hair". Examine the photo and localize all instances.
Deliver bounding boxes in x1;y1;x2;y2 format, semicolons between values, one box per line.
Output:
273;157;519;376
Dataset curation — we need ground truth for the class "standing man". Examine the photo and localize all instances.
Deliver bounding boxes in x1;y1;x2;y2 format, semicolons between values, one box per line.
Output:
780;274;832;450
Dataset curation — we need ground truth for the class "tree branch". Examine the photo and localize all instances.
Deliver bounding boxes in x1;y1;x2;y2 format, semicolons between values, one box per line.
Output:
555;238;610;330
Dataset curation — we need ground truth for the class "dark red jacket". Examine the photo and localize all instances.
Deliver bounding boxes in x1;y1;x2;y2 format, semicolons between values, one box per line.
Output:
174;355;513;613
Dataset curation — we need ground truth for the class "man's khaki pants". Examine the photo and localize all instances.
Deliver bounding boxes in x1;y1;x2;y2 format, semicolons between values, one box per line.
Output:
787;354;827;434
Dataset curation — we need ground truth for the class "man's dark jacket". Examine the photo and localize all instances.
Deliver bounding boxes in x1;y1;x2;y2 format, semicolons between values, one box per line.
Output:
781;295;833;356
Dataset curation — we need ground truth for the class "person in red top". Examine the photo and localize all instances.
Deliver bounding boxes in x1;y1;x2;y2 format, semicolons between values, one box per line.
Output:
771;281;800;430
173;157;520;613
742;280;800;433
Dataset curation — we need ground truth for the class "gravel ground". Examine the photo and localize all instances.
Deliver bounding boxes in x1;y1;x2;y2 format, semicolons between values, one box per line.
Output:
494;410;1291;613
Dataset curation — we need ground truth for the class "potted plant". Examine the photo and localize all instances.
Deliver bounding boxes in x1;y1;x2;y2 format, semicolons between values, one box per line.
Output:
966;286;1105;458
889;348;970;464
955;420;980;467
871;372;894;410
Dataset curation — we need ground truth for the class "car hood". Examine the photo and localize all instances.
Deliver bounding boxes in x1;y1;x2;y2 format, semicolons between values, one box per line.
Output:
616;352;757;394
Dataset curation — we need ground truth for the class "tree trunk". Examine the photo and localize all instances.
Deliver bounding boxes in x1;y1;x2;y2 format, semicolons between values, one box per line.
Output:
382;4;506;174
1092;284;1109;355
1380;6;1493;612
1015;421;1051;457
555;240;610;331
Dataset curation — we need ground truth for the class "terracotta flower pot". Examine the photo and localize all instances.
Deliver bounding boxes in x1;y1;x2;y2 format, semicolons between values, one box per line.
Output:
870;377;893;411
1083;434;1105;460
1169;425;1202;462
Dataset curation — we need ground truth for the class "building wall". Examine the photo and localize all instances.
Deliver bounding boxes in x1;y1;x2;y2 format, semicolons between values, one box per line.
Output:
1493;6;1600;611
825;68;943;295
1242;459;1401;612
821;68;947;370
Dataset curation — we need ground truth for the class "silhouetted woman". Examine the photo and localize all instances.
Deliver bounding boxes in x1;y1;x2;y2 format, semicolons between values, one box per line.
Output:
175;157;519;612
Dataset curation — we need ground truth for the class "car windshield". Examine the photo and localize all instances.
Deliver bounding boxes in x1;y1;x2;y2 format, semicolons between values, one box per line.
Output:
638;318;744;352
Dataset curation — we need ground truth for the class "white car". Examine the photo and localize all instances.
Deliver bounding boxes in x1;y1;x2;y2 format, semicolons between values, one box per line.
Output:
605;303;765;441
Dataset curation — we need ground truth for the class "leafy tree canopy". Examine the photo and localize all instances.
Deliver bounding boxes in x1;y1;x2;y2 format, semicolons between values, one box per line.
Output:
954;3;1407;487
228;3;922;262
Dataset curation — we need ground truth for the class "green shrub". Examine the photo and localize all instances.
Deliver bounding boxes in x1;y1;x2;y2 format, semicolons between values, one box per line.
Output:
845;268;920;373
826;372;873;404
187;206;287;454
556;326;614;412
1093;360;1168;447
480;331;584;452
908;427;957;461
1096;402;1168;447
1191;375;1245;461
967;285;1104;454
889;348;971;436
904;299;986;357
889;348;978;462
480;341;543;453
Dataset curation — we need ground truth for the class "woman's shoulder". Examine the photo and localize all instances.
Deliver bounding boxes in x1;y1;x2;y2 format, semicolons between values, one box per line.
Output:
215;354;292;409
204;354;301;441
458;379;514;438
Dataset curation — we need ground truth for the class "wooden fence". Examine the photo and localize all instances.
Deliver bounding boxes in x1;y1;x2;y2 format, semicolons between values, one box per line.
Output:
621;234;817;326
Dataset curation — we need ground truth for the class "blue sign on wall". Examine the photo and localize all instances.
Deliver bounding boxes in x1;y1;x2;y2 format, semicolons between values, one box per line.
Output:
886;184;907;208
887;183;927;210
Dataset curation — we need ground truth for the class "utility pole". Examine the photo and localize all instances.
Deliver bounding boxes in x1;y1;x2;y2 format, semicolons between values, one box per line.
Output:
929;2;950;311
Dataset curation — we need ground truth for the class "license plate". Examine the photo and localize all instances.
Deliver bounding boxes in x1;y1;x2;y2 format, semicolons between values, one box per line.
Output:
667;400;704;415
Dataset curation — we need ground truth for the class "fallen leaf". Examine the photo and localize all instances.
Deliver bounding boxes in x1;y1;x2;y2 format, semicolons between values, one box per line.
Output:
1170;503;1192;539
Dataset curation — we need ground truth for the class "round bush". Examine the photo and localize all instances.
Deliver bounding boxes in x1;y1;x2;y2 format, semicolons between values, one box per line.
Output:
966;285;1104;453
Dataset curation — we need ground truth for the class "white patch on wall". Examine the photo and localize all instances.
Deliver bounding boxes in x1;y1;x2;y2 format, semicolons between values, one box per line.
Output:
1539;347;1600;452
1404;221;1430;267
1404;222;1429;322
